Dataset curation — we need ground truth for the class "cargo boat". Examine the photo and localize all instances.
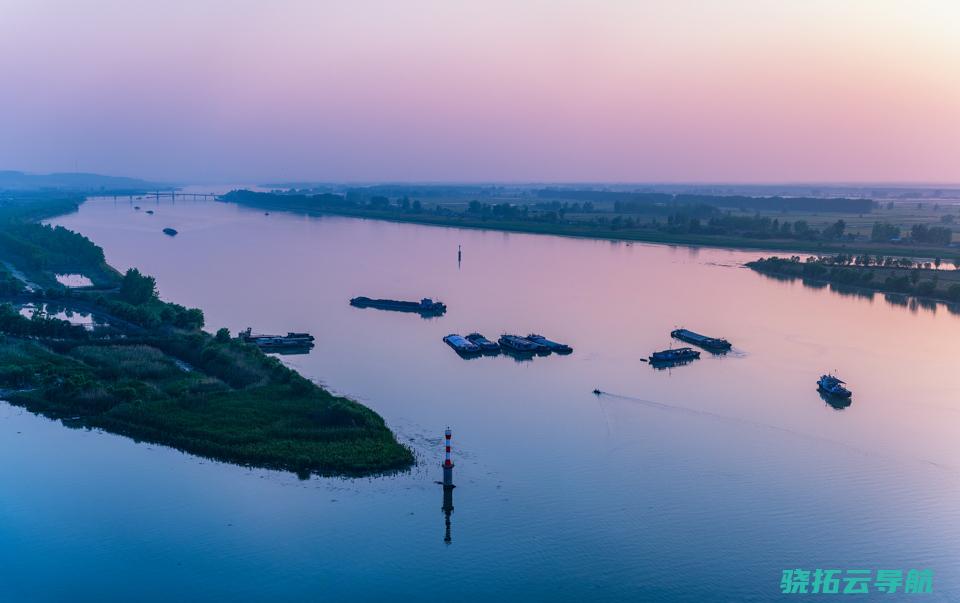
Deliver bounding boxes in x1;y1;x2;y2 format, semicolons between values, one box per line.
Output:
526;334;572;354
498;334;546;353
349;296;446;316
465;332;500;353
649;347;700;364
817;374;851;398
443;334;481;355
239;328;315;350
670;328;731;351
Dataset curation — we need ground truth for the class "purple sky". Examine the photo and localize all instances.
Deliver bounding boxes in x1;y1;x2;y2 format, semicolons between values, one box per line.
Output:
1;1;958;184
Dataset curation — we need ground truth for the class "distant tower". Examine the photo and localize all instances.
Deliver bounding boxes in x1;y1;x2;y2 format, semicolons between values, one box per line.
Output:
440;427;455;544
442;427;455;489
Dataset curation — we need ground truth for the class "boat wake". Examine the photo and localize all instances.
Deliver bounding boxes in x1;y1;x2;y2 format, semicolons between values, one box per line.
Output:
593;390;957;475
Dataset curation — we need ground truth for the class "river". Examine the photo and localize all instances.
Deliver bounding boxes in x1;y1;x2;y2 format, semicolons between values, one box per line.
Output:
2;195;957;601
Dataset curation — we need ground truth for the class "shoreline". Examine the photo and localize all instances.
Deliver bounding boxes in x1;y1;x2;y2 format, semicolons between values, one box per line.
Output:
220;194;959;260
0;192;414;477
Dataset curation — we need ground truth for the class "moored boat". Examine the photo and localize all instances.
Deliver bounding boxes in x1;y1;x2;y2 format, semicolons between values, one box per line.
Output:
649;347;700;363
239;327;315;350
817;374;851;398
465;332;500;353
443;334;481;355
670;328;731;351
526;334;573;354
498;334;545;353
350;296;446;316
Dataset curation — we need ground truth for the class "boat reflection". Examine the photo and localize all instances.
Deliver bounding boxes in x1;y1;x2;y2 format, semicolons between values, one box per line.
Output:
818;390;852;410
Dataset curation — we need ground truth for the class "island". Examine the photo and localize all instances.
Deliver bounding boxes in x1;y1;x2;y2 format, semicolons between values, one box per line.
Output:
747;255;960;304
0;191;413;477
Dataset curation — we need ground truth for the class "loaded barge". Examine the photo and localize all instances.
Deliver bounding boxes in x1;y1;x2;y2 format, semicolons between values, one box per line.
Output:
350;296;446;316
465;332;500;353
670;328;731;351
443;334;481;355
526;334;572;354
499;334;548;354
239;328;315;351
649;347;700;364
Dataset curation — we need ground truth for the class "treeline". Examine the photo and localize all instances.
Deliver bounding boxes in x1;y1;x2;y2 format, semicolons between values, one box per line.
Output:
222;189;356;211
0;222;106;272
658;211;850;241
94;268;204;330
871;222;953;245
539;189;874;213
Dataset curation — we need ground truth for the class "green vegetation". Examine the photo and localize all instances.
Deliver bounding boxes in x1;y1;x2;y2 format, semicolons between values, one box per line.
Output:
747;255;960;303
223;189;959;257
0;191;412;477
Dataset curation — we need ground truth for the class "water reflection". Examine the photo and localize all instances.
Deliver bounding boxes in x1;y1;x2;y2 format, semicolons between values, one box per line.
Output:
818;390;853;411
441;485;455;545
755;270;959;315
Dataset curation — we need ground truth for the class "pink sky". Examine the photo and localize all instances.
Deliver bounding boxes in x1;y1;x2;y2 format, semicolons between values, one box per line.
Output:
1;1;958;183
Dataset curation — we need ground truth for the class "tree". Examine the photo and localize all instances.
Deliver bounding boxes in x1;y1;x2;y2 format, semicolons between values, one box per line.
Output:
215;327;231;343
870;222;900;242
118;268;157;305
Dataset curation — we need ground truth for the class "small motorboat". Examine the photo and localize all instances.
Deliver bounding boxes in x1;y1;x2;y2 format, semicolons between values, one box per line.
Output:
465;332;500;353
817;374;851;398
592;389;602;395
162;227;178;236
649;347;700;364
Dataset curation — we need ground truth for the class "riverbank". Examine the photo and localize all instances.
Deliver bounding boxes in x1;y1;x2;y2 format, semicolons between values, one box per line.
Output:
222;189;960;259
747;255;960;305
0;192;413;476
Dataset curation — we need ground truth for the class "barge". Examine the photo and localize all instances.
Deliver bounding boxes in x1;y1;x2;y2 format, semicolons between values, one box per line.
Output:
526;334;572;354
349;296;446;316
239;328;315;351
670;328;731;351
443;334;481;355
498;334;545;353
465;332;500;353
649;347;700;364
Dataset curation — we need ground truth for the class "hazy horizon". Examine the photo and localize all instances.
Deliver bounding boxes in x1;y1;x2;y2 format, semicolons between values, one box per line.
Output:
2;1;958;184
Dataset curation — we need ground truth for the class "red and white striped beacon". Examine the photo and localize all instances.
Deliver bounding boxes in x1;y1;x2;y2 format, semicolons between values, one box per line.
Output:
442;427;455;489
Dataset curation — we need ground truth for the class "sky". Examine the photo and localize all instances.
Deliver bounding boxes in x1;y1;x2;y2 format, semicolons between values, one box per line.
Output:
1;0;958;184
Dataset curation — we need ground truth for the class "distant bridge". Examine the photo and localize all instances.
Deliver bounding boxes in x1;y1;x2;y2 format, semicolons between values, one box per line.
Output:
109;191;219;201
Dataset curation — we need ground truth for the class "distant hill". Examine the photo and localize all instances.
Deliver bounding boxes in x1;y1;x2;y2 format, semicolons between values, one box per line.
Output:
0;170;168;193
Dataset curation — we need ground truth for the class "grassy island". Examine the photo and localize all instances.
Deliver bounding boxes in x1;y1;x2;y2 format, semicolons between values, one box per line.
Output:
0;192;413;476
747;254;960;305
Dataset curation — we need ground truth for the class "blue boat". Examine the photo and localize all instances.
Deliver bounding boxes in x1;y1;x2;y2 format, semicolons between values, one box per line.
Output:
443;334;481;355
649;347;700;364
817;374;851;398
526;334;572;354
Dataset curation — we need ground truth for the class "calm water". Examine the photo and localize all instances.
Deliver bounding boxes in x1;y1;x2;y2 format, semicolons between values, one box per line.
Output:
2;197;957;601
